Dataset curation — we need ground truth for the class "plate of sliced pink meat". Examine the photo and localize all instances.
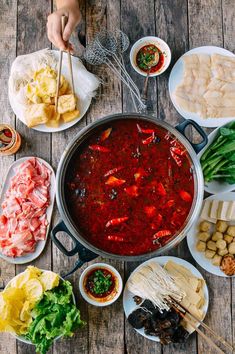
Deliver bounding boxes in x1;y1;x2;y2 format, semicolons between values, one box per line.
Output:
0;157;55;264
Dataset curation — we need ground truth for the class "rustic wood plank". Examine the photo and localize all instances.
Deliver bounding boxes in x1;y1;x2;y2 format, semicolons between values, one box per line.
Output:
188;0;223;47
222;0;235;349
121;0;160;352
84;1;124;354
154;1;198;353
222;0;235;52
15;0;52;353
1;1;234;354
187;1;233;354
121;0;157;113
0;0;18;352
156;0;188;125
51;1;90;353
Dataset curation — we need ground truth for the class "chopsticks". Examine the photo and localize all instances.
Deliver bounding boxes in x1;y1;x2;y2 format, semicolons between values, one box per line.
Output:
55;15;75;112
170;297;234;353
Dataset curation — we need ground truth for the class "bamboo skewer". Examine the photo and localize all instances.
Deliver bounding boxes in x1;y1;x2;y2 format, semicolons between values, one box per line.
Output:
171;304;224;354
184;315;225;354
55;15;66;112
67;49;75;95
55;15;75;112
170;297;234;353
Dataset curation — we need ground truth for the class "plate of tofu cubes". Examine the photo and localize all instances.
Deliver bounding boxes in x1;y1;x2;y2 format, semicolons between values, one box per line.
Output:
8;50;99;133
187;192;235;277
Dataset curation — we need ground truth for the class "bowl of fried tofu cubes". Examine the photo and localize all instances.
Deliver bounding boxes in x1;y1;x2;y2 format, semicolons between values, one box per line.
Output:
196;198;235;276
25;66;79;128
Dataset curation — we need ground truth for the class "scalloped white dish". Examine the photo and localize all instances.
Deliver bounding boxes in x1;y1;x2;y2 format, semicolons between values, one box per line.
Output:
0;157;55;264
123;256;209;342
187;192;235;277
169;46;235;128
8;50;94;133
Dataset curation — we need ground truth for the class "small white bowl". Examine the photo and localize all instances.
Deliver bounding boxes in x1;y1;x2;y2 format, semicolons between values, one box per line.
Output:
130;36;171;77
79;263;123;307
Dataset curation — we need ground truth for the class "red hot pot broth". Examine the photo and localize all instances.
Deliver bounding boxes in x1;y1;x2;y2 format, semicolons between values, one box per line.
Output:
65;119;195;256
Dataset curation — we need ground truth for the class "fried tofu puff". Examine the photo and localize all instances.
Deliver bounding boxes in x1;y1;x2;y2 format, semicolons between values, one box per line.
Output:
57;94;77;114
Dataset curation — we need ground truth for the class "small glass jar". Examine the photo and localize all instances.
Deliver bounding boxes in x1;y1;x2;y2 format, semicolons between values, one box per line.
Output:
0;124;21;156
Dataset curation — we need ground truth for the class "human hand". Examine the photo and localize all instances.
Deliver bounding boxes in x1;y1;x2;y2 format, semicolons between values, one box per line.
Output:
47;0;81;52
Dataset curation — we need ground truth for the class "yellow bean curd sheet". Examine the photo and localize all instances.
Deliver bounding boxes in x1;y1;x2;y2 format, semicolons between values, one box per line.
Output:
164;261;205;332
174;54;235;118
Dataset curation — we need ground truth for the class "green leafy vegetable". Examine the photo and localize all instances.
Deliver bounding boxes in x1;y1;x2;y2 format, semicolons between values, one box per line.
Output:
88;270;113;295
25;280;85;354
201;123;235;184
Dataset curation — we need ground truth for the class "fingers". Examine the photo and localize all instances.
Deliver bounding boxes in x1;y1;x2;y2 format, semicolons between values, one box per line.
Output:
52;15;67;50
47;13;67;50
63;11;81;42
63;14;78;42
47;6;81;51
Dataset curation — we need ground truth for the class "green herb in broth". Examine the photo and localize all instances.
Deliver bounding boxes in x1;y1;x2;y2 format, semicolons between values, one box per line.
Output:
89;270;113;295
137;45;159;70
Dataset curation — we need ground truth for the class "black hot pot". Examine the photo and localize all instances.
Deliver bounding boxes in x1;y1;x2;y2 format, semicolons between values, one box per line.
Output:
51;113;207;276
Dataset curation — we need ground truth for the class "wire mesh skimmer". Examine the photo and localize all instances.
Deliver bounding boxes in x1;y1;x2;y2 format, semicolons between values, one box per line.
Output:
83;29;145;111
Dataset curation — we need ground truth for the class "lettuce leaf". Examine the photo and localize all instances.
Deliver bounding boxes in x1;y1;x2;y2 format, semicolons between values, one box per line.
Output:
25;280;85;354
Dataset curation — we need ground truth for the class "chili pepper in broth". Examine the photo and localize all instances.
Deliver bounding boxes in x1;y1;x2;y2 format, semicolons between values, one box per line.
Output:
104;166;124;177
153;230;172;239
179;190;192;203
106;217;129;228
136;123;155;134
107;235;126;242
105;176;126;187
89;145;110;153
142;133;155;145
100;127;112;142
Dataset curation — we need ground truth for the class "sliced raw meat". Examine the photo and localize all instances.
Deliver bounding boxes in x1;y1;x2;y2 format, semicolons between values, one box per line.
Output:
0;158;51;257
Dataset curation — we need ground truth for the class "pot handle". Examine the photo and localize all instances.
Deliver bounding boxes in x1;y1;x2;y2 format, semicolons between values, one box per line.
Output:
51;220;98;261
176;119;208;153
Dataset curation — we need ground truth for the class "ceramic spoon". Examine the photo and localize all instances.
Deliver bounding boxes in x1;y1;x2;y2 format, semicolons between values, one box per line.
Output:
141;51;160;106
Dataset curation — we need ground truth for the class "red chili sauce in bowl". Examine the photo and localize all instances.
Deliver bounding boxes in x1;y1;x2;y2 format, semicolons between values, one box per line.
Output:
136;44;164;73
84;267;117;302
65;119;194;256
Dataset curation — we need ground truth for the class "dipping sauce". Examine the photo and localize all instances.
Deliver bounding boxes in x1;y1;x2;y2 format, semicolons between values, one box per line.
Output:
65;119;194;256
83;267;118;302
136;44;164;73
0;124;21;156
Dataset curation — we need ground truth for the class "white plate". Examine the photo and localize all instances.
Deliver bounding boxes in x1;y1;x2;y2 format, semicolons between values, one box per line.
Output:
169;46;235;128
123;256;209;342
187;192;235;277
9;50;92;133
198;121;235;194
5;269;75;344
0;157;55;264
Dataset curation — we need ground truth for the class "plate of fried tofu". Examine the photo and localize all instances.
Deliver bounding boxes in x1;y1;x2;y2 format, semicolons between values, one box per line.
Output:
187;192;235;277
8;50;100;132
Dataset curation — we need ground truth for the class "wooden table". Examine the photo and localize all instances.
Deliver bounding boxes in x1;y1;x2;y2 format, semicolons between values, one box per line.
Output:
0;0;235;353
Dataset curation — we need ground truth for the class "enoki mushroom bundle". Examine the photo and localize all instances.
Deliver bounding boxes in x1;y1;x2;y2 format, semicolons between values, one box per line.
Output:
128;262;185;312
